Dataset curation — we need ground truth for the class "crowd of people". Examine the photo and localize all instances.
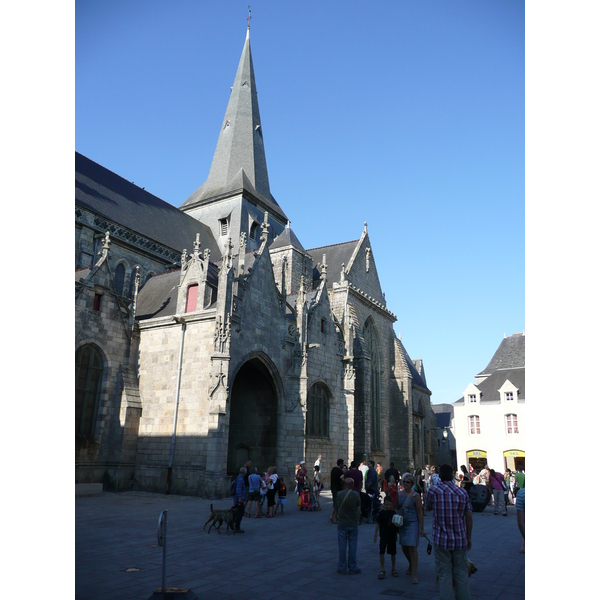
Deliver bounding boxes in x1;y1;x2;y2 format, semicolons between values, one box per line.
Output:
231;456;525;594
330;457;525;595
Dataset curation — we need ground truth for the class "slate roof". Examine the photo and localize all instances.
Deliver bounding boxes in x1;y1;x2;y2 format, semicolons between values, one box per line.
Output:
76;152;221;259
477;368;525;402
270;226;306;252
454;334;526;405
477;333;525;376
135;260;220;321
180;31;287;224
306;240;359;289
396;338;430;393
135;270;181;320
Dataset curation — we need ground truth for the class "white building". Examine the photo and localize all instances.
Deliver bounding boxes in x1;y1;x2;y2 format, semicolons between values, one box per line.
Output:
452;333;525;474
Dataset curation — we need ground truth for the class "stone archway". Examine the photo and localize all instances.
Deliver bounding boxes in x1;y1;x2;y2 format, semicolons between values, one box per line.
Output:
227;357;278;476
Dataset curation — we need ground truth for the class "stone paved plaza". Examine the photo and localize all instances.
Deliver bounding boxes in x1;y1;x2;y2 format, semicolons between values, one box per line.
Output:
75;490;525;600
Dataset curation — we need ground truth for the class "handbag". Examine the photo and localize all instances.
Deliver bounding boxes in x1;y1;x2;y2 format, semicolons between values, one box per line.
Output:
394;492;413;527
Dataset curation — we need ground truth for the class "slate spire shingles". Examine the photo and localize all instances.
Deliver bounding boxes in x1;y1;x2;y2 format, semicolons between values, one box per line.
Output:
181;28;285;222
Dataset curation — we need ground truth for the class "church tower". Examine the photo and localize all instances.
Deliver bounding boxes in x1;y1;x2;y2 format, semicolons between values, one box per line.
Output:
180;25;288;258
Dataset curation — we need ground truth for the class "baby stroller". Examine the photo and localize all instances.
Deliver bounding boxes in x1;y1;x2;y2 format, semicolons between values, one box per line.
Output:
299;485;313;511
361;488;382;523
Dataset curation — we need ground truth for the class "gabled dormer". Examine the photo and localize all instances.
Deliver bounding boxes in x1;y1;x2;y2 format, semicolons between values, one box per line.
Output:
498;379;519;404
176;233;216;314
463;382;482;405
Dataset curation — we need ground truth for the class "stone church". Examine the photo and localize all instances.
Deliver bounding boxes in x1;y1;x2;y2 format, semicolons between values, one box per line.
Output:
75;28;437;496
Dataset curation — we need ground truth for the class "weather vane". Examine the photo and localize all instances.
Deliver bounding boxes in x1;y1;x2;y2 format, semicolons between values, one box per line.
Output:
247;6;252;30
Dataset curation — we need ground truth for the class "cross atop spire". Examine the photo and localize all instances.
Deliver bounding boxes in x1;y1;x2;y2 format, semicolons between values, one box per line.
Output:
247;6;252;32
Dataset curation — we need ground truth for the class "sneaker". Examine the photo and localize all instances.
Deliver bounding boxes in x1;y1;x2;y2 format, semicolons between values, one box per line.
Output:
236;529;245;533
349;569;361;575
503;513;507;516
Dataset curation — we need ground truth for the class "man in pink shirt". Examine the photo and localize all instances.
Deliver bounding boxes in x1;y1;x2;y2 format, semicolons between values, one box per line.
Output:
489;469;507;516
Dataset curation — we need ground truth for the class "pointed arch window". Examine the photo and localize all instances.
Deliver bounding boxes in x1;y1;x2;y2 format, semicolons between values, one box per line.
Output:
307;382;330;437
75;345;103;436
114;263;125;295
364;319;381;449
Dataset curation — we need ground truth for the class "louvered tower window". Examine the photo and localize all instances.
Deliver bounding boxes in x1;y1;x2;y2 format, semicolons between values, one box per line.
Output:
219;219;228;236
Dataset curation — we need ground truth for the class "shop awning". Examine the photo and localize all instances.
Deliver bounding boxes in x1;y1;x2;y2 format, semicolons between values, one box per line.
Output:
467;450;487;458
503;450;525;458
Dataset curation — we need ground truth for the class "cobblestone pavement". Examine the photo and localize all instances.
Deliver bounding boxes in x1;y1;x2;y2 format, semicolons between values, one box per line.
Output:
75;490;525;600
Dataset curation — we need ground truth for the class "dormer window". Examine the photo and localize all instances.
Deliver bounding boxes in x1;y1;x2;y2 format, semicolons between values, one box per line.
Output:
468;394;477;404
186;284;198;313
219;219;229;237
505;391;514;402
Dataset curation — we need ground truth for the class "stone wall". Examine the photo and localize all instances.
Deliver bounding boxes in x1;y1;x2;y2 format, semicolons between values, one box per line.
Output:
75;253;141;491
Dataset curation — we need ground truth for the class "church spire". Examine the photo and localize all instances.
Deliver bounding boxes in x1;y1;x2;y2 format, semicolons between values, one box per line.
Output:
181;24;284;219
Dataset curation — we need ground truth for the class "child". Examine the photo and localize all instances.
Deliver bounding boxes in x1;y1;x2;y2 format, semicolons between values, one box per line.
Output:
387;476;399;510
373;496;399;579
313;465;322;511
277;477;287;514
257;471;268;517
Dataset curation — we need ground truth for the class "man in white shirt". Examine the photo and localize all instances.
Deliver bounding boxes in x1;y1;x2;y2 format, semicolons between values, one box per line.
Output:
359;460;369;492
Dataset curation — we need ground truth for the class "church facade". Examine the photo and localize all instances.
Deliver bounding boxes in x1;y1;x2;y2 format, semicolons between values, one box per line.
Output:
75;28;437;496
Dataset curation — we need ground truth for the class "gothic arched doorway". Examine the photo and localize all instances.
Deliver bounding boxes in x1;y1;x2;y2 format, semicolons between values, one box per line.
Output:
227;357;278;476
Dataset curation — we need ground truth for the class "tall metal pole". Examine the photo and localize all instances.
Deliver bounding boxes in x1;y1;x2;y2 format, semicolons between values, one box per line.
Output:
162;511;167;600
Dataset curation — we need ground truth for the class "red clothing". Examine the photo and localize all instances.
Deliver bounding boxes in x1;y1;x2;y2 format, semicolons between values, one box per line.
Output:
387;483;399;510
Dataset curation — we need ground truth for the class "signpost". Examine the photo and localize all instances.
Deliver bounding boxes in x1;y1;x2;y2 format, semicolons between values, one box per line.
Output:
157;511;167;599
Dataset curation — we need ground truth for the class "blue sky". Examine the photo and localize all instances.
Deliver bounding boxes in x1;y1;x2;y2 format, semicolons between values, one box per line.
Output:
75;0;525;406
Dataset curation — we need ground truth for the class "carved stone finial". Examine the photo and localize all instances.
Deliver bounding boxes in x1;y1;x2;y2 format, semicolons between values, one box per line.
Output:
204;248;211;261
134;265;140;291
365;247;371;272
224;237;234;270
340;262;346;282
181;248;188;269
193;233;201;258
364;221;368;232
101;231;110;257
260;211;270;242
298;274;306;306
321;253;327;282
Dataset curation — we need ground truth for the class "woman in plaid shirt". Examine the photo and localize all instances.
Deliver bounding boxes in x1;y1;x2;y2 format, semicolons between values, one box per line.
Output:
425;464;473;600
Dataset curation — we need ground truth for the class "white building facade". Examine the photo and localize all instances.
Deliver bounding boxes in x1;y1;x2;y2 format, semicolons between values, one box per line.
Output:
452;333;525;474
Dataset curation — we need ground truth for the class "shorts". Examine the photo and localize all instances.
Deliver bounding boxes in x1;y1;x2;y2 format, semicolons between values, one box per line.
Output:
379;535;397;555
277;497;286;505
248;490;261;502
